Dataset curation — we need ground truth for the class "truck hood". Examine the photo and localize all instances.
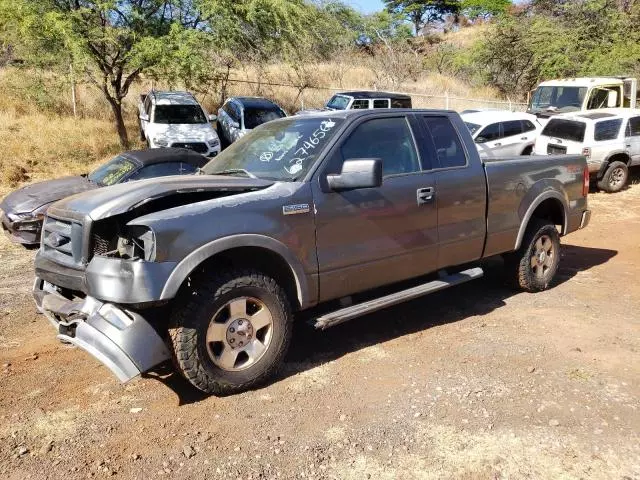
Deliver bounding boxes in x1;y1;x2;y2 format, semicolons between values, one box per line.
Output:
48;175;274;221
148;123;218;142
0;175;96;215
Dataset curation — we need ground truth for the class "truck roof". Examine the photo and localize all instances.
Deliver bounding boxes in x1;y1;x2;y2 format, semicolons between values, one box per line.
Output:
550;108;640;122
537;77;626;88
334;91;412;101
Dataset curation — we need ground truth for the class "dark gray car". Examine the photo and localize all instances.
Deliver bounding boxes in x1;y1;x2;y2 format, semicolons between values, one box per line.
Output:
33;109;591;396
0;148;207;246
217;96;286;147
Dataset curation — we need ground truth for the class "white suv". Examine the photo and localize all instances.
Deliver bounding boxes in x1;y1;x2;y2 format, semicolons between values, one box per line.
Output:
534;109;640;192
139;91;221;157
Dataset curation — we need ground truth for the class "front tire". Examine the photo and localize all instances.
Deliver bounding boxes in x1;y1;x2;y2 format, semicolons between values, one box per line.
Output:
169;269;292;395
505;219;560;292
597;161;628;193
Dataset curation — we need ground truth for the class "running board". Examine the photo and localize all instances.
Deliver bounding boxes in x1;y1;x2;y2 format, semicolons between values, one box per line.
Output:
314;267;484;330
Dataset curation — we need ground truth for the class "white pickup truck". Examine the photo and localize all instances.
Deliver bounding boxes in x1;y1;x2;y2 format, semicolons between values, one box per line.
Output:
534;108;640;192
528;77;639;121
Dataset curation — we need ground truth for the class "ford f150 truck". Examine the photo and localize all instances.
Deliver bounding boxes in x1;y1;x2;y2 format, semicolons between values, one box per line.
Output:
33;109;591;395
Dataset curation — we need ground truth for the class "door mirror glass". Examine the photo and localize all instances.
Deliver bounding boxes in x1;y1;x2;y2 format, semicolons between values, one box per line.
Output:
327;158;383;191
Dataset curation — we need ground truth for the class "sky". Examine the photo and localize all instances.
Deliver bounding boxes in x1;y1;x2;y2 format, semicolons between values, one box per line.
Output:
346;0;385;14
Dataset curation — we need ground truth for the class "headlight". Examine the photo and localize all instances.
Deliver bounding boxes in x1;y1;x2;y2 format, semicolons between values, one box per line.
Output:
153;137;169;147
10;211;45;231
207;138;220;148
115;226;156;261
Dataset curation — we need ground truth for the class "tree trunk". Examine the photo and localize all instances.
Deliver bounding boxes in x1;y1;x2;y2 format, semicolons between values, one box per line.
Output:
107;98;129;149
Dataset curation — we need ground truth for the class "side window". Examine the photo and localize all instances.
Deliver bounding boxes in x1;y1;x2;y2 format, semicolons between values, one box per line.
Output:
422;116;467;169
626;116;640;137
127;162;195;181
502;120;523;138
224;102;239;122
594;119;623;141
334;117;420;176
351;99;370;110
476;123;501;143
144;96;152;115
373;99;390;109
522;120;537;132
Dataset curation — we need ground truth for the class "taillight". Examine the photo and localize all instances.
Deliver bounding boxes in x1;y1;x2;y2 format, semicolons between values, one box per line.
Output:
582;166;589;197
582;147;591;159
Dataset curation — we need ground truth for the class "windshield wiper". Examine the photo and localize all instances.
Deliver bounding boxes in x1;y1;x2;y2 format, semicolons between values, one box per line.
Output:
209;168;257;179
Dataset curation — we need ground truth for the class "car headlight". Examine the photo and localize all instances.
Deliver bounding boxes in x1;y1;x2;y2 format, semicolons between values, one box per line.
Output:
207;138;220;148
10;211;45;231
115;226;156;261
153;137;169;148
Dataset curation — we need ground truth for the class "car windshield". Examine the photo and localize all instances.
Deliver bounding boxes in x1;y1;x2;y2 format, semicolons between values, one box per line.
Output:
464;122;482;135
326;95;350;110
529;86;587;113
154;104;207;124
88;155;137;186
202;117;344;181
244;107;286;130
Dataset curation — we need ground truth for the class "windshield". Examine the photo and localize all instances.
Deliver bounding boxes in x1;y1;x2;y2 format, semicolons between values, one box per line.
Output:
88;155;137;186
542;119;587;142
244;107;286;130
153;104;207;124
202;117;344;181
529;86;587;113
326;95;350;110
464;122;482;135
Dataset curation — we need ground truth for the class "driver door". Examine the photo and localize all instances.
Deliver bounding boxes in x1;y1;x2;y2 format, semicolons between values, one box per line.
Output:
312;114;438;302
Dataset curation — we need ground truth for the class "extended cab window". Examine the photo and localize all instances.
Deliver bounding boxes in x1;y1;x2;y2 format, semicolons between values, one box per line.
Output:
626;116;640;137
422;116;467;168
338;117;420;176
594;119;622;141
476;123;501;143
542;119;586;142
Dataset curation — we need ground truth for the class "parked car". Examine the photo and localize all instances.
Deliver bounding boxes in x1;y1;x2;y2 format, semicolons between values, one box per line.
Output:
0;148;207;246
138;91;221;157
462;110;542;157
534;109;640;193
34;109;590;395
217;97;286;147
296;91;412;115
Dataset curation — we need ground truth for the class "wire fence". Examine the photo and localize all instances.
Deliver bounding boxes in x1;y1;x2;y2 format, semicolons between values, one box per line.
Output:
218;77;528;113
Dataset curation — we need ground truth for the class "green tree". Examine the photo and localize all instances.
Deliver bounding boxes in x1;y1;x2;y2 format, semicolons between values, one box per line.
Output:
461;0;510;19
384;0;460;35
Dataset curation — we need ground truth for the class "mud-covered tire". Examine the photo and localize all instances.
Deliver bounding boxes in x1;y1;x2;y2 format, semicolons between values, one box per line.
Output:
216;123;228;150
169;269;292;396
505;219;561;292
597;161;628;193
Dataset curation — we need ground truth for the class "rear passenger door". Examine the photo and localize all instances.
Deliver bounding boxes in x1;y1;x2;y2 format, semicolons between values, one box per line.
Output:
625;116;640;166
499;120;527;156
419;115;487;269
475;122;502;157
312;114;439;302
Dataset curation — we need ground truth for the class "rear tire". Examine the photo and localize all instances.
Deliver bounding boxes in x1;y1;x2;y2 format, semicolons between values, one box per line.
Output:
597;161;628;193
505;219;560;292
216;123;229;150
139;123;146;142
169;268;292;396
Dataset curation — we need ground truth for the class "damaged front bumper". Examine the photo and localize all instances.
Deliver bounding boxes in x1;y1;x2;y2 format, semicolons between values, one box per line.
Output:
33;277;171;382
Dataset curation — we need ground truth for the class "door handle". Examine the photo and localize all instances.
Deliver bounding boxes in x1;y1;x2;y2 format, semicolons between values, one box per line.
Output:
417;187;435;205
494;142;502;147
521;137;528;140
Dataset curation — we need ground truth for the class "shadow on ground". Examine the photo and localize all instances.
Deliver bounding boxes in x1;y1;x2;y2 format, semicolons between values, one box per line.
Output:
150;243;617;405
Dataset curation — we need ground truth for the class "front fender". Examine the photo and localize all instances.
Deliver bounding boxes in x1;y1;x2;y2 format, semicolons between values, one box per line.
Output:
160;234;315;309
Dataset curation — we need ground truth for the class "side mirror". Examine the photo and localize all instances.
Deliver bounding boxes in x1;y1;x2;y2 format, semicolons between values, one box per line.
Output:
208;114;217;122
230;120;240;129
475;136;487;144
139;113;149;122
607;90;618;108
327;158;383;191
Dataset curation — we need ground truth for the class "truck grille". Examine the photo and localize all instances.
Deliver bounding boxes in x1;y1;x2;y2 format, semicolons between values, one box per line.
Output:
170;142;208;153
547;144;567;155
92;233;111;256
41;216;83;267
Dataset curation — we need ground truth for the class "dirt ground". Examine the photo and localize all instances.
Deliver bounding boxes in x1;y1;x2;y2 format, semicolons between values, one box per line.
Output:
1;182;639;480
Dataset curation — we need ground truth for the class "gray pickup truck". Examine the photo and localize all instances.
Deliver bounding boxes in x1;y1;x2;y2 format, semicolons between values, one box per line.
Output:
33;109;591;395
